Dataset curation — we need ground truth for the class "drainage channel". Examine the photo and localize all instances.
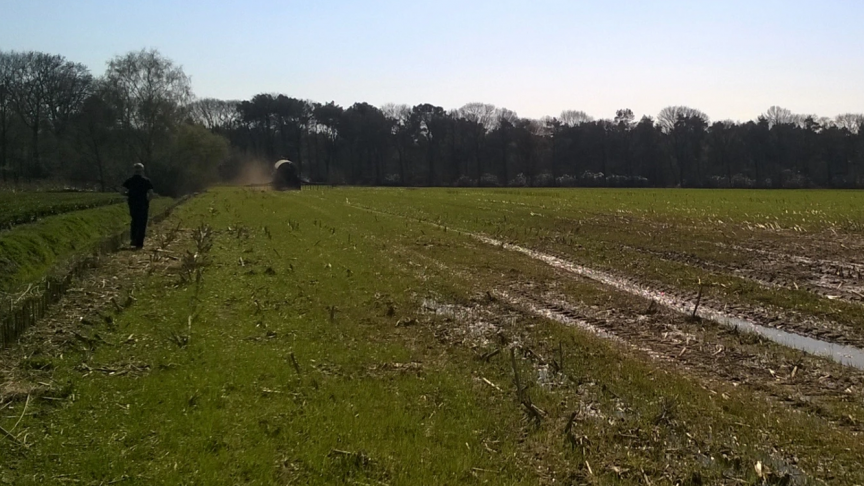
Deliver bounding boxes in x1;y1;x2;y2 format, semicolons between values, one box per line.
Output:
346;203;864;370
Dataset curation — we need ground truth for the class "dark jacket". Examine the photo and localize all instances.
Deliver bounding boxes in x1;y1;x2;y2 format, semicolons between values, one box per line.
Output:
122;175;154;207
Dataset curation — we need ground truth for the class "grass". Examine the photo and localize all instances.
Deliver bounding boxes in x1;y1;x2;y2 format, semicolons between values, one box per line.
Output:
3;187;864;484
0;192;126;230
0;198;173;293
2;190;533;484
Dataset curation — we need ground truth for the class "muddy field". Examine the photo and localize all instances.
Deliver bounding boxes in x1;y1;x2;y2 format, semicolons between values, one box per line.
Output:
375;213;864;421
349;189;864;350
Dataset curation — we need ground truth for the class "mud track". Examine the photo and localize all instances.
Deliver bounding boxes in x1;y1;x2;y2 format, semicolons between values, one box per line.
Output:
470;237;864;366
556;245;864;351
400;246;864;436
623;241;864;305
558;212;864;303
498;283;864;433
352;203;864;355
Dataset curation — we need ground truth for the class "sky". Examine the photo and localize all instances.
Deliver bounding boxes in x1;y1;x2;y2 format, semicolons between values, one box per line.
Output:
2;0;863;123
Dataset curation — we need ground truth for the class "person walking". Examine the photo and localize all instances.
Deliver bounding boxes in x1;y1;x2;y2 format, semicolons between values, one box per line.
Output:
121;163;155;249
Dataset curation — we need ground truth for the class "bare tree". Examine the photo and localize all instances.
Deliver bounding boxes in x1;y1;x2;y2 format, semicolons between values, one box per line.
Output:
496;108;519;126
761;106;799;128
458;102;498;131
834;113;864;134
6;52;61;176
458;102;498;182
44;60;92;138
657;106;709;133
0;52;11;181
614;108;635;127
104;49;192;168
0;51;93;180
382;103;412;183
657;106;709;185
189;98;241;132
73;85;116;191
559;110;593;127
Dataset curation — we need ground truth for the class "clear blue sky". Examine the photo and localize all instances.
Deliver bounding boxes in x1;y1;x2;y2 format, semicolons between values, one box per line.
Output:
3;0;863;122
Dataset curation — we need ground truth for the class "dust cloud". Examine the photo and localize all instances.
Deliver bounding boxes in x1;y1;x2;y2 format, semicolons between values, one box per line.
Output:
232;160;273;186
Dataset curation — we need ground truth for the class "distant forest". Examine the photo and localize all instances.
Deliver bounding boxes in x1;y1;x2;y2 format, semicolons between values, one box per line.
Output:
3;49;864;194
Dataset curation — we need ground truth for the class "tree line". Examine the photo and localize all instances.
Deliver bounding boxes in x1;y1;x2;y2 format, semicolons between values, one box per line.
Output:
212;100;864;189
0;49;227;195
3;48;864;192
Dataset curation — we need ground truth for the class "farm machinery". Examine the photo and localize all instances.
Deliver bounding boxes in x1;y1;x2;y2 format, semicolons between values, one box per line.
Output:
271;159;302;190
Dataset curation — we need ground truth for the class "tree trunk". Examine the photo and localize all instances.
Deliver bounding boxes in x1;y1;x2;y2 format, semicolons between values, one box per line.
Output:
294;126;303;178
397;145;405;185
725;143;733;186
500;138;509;185
426;144;434;186
474;130;482;185
93;140;105;192
0;114;6;183
374;148;382;185
326;138;334;183
0;87;5;182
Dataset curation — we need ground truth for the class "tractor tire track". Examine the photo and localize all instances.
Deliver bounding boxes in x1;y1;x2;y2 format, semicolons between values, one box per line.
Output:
393;240;864;436
346;203;864;363
619;242;864;305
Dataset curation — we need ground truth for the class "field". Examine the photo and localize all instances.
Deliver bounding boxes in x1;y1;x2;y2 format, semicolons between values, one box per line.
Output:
0;192;126;230
2;187;864;484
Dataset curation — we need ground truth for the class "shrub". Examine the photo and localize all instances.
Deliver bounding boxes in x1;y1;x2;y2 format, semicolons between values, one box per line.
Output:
382;174;402;186
508;173;528;187
731;173;756;189
555;174;579;187
780;170;808;189
706;175;731;188
478;173;501;187
453;175;476;187
579;171;605;187
532;172;555;187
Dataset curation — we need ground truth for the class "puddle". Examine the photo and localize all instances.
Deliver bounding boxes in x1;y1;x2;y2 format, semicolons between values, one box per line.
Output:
495;290;667;363
706;311;864;369
473;235;864;370
494;290;615;341
421;297;501;346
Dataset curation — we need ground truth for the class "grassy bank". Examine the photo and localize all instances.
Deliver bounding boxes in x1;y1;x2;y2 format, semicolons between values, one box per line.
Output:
0;192;126;230
0;199;173;293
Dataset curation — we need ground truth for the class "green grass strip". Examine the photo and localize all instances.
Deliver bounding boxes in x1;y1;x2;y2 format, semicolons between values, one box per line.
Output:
0;192;126;229
0;199;173;293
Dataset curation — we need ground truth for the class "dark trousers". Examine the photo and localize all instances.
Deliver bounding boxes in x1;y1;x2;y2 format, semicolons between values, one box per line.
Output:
129;203;149;248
